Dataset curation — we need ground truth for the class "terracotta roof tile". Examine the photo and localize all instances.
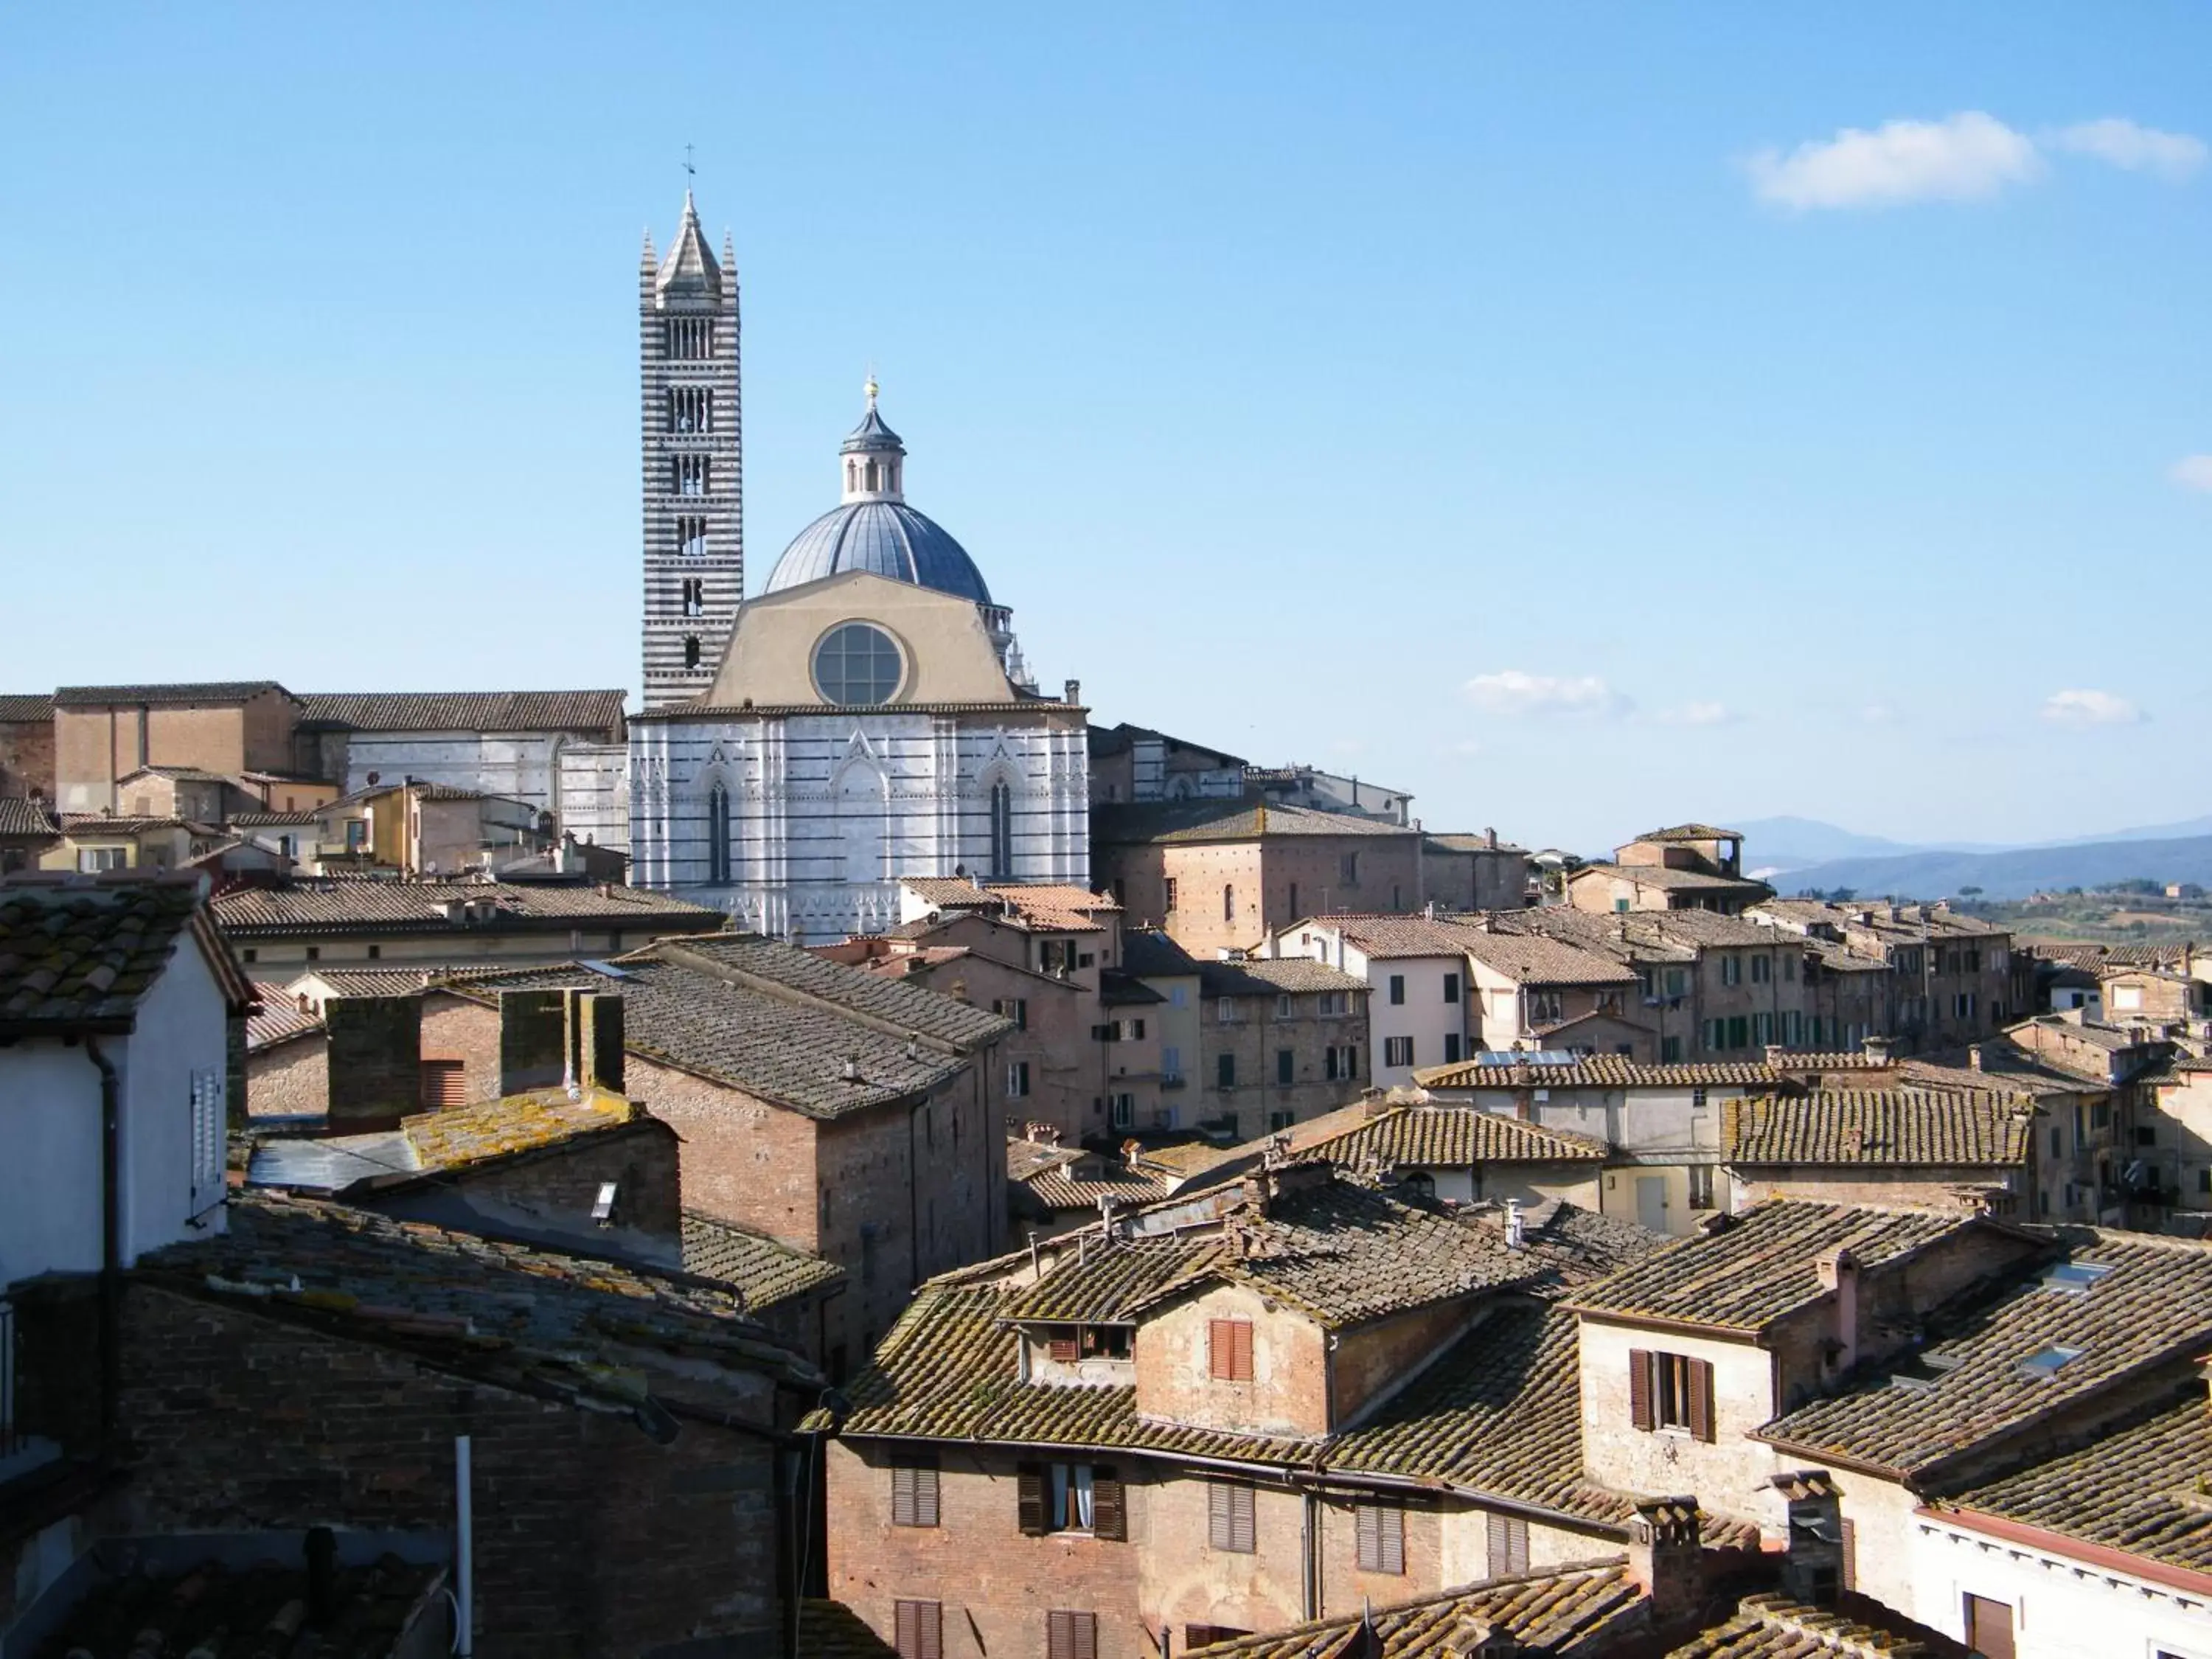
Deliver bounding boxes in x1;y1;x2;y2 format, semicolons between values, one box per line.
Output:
1761;1230;2212;1481
0;873;213;1031
1938;1388;2212;1579
1201;957;1369;995
1415;1054;1869;1091
213;878;722;937
1303;1106;1607;1168
1722;1091;2036;1168
682;1211;847;1313
55;681;291;706
246;982;323;1051
0;693;54;723
0;797;59;838
1566;1201;1970;1334
296;690;627;737
1184;1562;1645;1657
1093;799;1415;846
1663;1592;1974;1658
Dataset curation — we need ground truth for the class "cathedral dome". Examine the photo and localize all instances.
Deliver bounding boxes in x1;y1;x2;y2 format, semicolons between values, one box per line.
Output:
760;381;993;605
764;501;993;604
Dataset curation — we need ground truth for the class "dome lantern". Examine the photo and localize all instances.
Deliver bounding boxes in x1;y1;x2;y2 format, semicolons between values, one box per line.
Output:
840;377;906;504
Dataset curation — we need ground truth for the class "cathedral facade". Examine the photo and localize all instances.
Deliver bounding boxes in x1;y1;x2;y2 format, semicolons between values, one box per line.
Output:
629;366;1090;939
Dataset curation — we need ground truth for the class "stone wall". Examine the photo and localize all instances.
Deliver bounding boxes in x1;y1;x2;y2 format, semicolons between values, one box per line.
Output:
0;712;55;799
246;1034;329;1120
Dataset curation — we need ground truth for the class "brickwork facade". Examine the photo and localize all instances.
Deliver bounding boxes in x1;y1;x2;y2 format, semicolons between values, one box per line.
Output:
1107;833;1425;957
0;706;55;799
245;1034;328;1119
16;1282;784;1659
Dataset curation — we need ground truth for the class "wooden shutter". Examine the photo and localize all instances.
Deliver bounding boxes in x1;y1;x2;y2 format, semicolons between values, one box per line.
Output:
1048;1327;1078;1362
1209;1481;1255;1554
1486;1513;1528;1578
1963;1594;2014;1659
1091;1466;1126;1541
1046;1611;1097;1659
1357;1501;1403;1574
891;1458;939;1528
1840;1517;1857;1594
1017;1463;1047;1535
894;1600;942;1659
1687;1357;1716;1443
1233;1320;1253;1381
1209;1318;1253;1381
418;1058;466;1110
1628;1349;1655;1431
891;1462;916;1526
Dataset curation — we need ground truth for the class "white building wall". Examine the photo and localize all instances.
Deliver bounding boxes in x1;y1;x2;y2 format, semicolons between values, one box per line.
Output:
630;712;1089;942
557;740;631;855
1912;1512;2212;1659
338;731;566;818
0;943;227;1288
1269;924;1467;1085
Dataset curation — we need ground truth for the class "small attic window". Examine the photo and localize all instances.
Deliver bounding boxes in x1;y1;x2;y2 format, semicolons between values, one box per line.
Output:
2040;1262;2112;1294
2018;1344;2083;1380
592;1181;619;1224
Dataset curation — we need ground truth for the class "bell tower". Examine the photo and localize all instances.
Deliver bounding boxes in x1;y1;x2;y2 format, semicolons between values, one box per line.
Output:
640;189;742;709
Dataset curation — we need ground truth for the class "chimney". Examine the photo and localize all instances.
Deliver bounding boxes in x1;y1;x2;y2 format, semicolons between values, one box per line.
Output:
1816;1247;1859;1374
1626;1497;1704;1630
1967;1043;1984;1073
1764;1043;1787;1068
576;992;625;1093
1860;1034;1893;1066
1424;900;1438;921
497;988;570;1096
1770;1470;1846;1606
1504;1198;1525;1251
1064;679;1081;705
1485;827;1498;850
324;995;423;1130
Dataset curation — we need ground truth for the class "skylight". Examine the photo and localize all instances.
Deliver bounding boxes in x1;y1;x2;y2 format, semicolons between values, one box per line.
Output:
2018;1345;2084;1380
2040;1262;2113;1295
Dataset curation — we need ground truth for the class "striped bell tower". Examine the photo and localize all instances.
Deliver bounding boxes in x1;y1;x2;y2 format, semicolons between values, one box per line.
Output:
639;190;742;709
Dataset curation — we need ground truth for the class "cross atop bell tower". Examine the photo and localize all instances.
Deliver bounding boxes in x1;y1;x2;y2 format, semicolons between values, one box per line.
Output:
639;176;742;709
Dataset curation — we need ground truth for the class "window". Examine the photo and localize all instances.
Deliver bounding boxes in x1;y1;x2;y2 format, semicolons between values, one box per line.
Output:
1784;952;1798;982
1529;990;1563;1026
1222;884;1235;922
812;622;903;705
1687;1165;1715;1210
1161;1044;1183;1081
1276;1048;1295;1085
1018;1464;1125;1539
684;634;702;669
1628;1349;1714;1441
1728;1015;1748;1049
1752;1012;1773;1046
675;513;709;556
993;997;1029;1031
1721;954;1742;987
1164;877;1178;912
189;1067;223;1214
1443;971;1460;1004
1268;1109;1294;1131
1383;1035;1413;1068
305;945;320;962
1276;993;1293;1018
891;1457;940;1527
1217;1053;1237;1088
419;1059;466;1110
1287;882;1298;917
1750;954;1771;984
1664;967;1688;998
1962;1594;2014;1659
76;844;126;872
1660;1035;1681;1062
1340;852;1360;886
1443;1033;1461;1063
1046;1611;1099;1659
1006;1061;1031;1099
1208;1318;1254;1381
1319;990;1347;1017
1326;1044;1359;1081
1486;1512;1529;1578
1080;1325;1131;1360
672;453;709;495
1110;1094;1133;1130
1217;998;1239;1023
990;781;1013;880
664;316;715;359
1356;1500;1405;1574
1388;975;1406;1006
893;1600;942;1659
1208;1481;1256;1553
706;784;731;883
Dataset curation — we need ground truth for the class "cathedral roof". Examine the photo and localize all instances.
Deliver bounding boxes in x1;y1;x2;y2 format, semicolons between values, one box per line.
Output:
655;191;723;299
763;501;993;605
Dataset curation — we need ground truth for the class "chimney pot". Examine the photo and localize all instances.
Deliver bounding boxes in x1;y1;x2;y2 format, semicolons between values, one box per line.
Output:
1065;679;1081;705
1627;1497;1704;1629
1770;1470;1847;1607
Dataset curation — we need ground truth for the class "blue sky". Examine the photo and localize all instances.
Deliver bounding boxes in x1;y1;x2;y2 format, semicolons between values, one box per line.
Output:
3;4;2205;852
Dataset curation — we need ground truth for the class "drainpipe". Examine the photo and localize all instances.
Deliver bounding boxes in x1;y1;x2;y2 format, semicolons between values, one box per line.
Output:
83;1037;122;1461
455;1434;475;1658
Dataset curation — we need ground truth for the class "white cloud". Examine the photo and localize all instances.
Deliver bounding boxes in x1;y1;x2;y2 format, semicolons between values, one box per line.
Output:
2041;688;2145;728
1463;670;1629;719
2171;455;2212;492
1655;701;1736;728
2050;118;2207;181
1747;111;2042;209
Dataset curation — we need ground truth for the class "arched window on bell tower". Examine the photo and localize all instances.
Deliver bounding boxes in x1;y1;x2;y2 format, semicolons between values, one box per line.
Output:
707;784;731;883
990;781;1013;880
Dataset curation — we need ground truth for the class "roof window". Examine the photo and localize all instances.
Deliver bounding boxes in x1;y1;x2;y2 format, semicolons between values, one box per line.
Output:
2039;1262;2113;1294
2018;1344;2083;1380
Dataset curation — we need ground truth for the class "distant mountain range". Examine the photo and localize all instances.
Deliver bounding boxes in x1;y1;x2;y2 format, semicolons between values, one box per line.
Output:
1719;814;2212;902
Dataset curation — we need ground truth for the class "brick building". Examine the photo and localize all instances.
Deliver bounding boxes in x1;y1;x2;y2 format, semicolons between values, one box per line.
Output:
0;691;55;799
440;934;1013;1377
1093;798;1422;956
1194;957;1371;1140
0;796;57;874
1719;1087;2041;1214
815;1164;1660;1658
1565;824;1773;916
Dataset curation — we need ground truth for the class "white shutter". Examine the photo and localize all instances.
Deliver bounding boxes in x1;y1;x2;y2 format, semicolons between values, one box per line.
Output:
189;1067;223;1214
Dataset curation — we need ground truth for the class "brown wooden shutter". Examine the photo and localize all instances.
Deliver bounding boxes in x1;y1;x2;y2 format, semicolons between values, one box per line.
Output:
1208;1480;1232;1548
1840;1517;1857;1594
1208;1319;1231;1379
1628;1349;1655;1431
1687;1357;1716;1443
418;1058;466;1110
1071;1613;1097;1659
1046;1610;1096;1659
916;1462;939;1528
1964;1595;2014;1659
1356;1502;1378;1570
894;1600;942;1659
891;1463;915;1526
1358;1502;1402;1575
1018;1463;1047;1535
1232;1319;1254;1381
1091;1466;1126;1540
1229;1484;1256;1553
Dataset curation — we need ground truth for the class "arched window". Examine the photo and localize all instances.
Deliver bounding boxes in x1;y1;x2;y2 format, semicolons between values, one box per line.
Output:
846;459;857;491
1223;884;1235;922
989;781;1013;880
865;459;879;491
706;784;731;884
684;635;701;669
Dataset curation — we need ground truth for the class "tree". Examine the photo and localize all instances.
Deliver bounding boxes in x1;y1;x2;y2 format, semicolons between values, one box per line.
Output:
1959;885;1983;897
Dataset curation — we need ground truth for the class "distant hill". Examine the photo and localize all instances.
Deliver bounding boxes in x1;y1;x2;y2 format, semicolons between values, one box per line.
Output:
1773;834;2212;902
1730;815;1998;875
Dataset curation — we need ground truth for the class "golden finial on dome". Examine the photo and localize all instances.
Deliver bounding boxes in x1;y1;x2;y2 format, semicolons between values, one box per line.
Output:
864;369;879;409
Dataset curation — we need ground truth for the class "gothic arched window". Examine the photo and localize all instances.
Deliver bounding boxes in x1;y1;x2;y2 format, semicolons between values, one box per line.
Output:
706;784;731;884
865;459;879;491
989;781;1013;880
684;636;702;669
